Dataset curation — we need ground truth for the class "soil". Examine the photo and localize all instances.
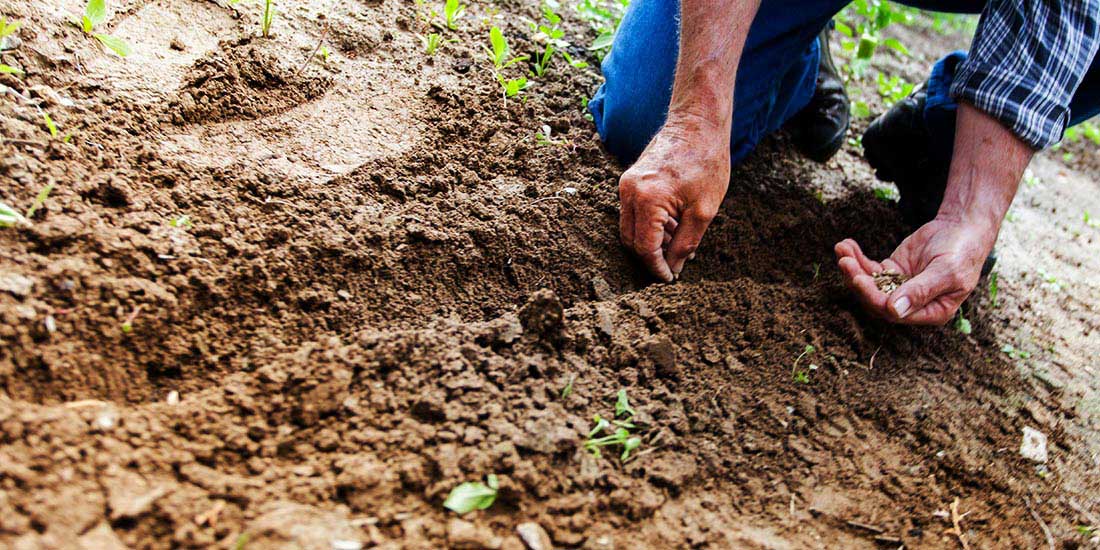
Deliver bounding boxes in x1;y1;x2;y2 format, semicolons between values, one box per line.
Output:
1;1;1098;549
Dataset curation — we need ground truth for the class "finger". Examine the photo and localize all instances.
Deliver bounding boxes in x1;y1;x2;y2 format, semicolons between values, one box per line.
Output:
666;209;712;277
838;256;889;317
897;297;964;326
619;190;636;250
634;204;673;282
834;238;883;275
662;218;678;248
888;264;960;322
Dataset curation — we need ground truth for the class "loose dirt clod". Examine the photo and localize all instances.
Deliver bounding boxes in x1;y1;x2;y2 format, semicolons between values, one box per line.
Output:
872;269;910;294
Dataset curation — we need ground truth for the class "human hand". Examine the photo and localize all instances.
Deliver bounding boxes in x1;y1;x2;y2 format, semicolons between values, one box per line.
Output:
834;217;998;325
618;116;730;282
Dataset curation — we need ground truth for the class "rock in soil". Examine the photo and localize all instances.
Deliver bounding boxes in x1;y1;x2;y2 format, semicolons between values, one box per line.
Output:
516;521;554;550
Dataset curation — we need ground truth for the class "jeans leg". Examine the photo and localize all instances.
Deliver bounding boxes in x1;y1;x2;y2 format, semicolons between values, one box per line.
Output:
588;0;849;166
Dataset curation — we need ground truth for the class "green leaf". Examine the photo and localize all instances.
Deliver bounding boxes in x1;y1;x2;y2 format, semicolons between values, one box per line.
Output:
954;315;971;335
621;436;641;461
833;19;853;37
614;389;635;418
443;478;498;514
0;17;22;40
489;26;507;66
0;201;28;228
43;112;58;138
856;35;877;60
81;15;93;34
94;34;131;57
0;64;23;76
589;32;613;51
882;37;909;56
25;183;55;219
851;100;871;119
85;0;107;28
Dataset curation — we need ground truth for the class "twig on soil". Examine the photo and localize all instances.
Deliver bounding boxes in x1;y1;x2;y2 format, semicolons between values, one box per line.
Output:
195;500;226;527
63;399;111;408
1024;497;1056;550
868;345;882;370
946;497;970;550
846;520;885;534
294;24;330;78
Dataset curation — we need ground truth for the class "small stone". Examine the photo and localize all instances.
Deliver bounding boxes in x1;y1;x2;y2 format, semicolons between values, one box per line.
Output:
1020;427;1048;463
0;273;34;297
166;391;180;405
94;412;116;431
447;518;502;549
332;541;362;550
516;522;553;550
590;276;615;301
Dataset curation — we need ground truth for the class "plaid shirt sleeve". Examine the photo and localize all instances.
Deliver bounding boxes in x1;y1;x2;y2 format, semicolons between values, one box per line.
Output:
949;0;1100;149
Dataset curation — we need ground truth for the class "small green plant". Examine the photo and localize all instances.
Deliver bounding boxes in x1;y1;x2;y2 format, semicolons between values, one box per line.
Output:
75;0;131;57
1001;344;1031;360
876;73;913;107
233;533;250;550
1064;119;1100;146
1036;268;1062;293
423;32;444;55
318;45;330;62
851;100;872;119
41;112;73;143
443;0;465;30
575;0;628;59
1023;169;1041;188
585;389;643;462
873;185;899;202
0;201;28;228
535;124;569;147
954;311;971;335
791;344;817;384
443;474;498;514
261;0;275;38
1085;211;1100;229
1076;525;1097;538
24;184;55;219
0;17;22;75
486;26;527;69
833;0;910;79
988;271;999;308
560;374;575;398
169;214;193;229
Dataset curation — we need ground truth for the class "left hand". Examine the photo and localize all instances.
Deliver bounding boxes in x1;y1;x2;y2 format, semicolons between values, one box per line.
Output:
834;217;997;325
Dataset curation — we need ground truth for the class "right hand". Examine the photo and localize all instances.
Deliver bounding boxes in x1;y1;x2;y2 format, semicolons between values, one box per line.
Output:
618;116;730;282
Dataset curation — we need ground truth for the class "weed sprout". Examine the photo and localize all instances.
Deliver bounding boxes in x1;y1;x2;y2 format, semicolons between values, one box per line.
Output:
443;0;466;31
585;390;644;462
0;201;28;228
486;27;529;101
443;474;498;514
24;184;55;219
260;0;276;37
0;18;22;75
791;345;816;384
74;0;131;57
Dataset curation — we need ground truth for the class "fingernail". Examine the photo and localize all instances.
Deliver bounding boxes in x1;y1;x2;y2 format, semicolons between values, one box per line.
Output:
688;253;696;261
893;296;911;318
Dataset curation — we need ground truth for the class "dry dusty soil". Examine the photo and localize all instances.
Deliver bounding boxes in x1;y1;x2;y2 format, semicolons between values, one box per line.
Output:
1;0;1099;548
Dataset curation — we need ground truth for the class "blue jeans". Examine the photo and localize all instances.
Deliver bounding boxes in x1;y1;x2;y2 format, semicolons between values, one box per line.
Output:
589;0;1100;166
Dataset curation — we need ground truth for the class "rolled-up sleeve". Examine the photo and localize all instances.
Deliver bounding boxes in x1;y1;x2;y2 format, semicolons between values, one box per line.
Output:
949;0;1100;149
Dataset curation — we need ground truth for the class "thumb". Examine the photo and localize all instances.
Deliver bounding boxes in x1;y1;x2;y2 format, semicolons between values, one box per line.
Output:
666;209;713;277
888;263;959;321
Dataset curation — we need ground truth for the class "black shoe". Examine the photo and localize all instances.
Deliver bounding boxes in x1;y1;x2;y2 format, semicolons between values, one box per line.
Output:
789;25;850;163
862;87;998;276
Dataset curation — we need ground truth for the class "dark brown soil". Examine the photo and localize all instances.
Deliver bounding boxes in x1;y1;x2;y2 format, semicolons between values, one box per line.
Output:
1;1;1098;549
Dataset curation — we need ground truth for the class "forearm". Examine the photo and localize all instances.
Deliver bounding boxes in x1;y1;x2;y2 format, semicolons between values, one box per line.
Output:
937;103;1034;239
667;0;761;135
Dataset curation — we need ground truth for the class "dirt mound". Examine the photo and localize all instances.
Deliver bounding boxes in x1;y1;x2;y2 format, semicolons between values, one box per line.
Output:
0;0;1098;548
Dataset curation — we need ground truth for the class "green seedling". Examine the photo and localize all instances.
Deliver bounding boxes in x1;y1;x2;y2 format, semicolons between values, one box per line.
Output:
851;100;871;119
876;73;913;107
535;124;568;147
443;474;498;514
954;310;971;335
423;33;444;55
0;201;29;228
1036;268;1062;292
1085;211;1100;228
233;533;250;550
0;18;22;76
443;0;465;30
1023;169;1041;187
614;388;635;418
74;0;131;57
25;183;55;219
497;74;528;98
41;112;73;143
834;0;910;79
121;305;143;334
169;214;193;229
261;0;275;37
486;27;526;69
575;0;628;59
791;344;816;384
987;272;999;308
318;45;330;62
561;374;575;398
1076;525;1097;538
1001;344;1031;360
529;5;582;77
873;185;899;202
